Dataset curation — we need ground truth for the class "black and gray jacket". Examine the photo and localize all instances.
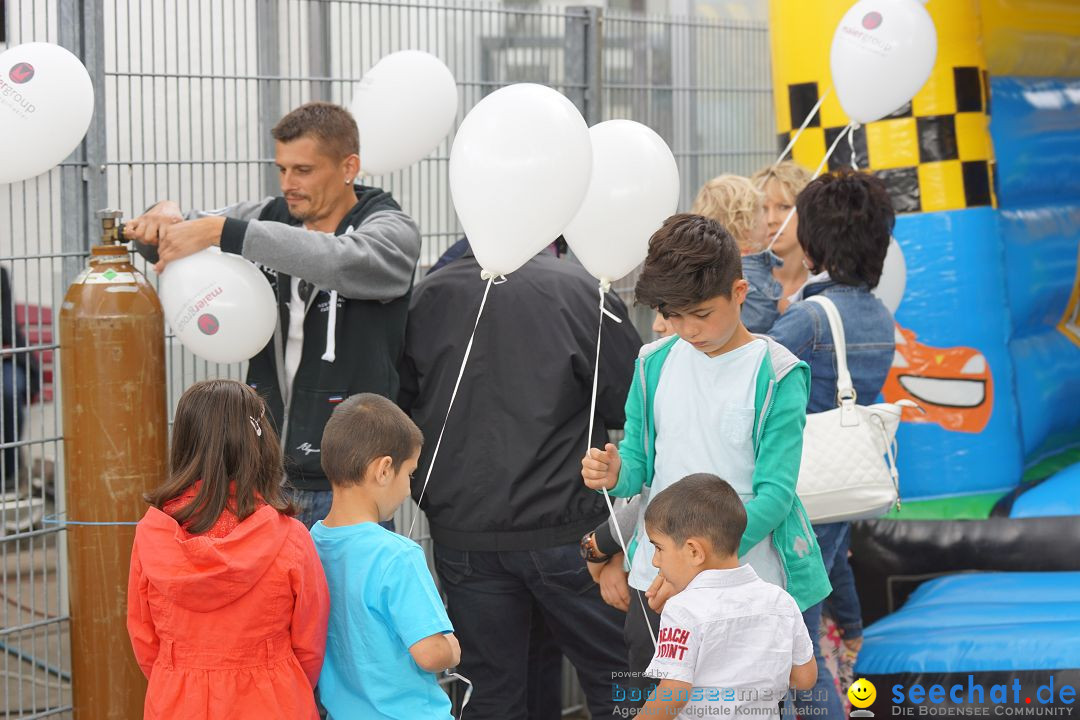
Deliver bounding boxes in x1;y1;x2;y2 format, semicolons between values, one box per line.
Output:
399;250;643;551
197;185;421;491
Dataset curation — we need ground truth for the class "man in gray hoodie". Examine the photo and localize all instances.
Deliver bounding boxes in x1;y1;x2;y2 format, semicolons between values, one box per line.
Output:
126;102;421;527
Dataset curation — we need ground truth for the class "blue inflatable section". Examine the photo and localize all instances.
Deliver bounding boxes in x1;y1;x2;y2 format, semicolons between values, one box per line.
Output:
1012;329;1080;457
991;78;1080;207
858;573;1080;674
1010;463;1080;518
892;208;1021;499
990;77;1080;459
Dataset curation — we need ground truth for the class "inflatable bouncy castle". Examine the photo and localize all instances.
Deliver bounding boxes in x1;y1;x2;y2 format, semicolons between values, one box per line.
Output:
768;0;1080;711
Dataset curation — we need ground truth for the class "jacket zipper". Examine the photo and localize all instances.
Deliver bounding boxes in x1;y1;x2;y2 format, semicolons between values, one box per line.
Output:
756;378;775;448
278;278;321;454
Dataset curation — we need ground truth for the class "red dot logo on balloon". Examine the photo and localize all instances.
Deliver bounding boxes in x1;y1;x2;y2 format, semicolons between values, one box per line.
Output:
197;314;220;335
862;12;883;30
9;63;35;84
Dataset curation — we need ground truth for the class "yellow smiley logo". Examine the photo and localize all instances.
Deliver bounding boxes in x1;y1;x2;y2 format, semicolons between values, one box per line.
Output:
848;678;877;708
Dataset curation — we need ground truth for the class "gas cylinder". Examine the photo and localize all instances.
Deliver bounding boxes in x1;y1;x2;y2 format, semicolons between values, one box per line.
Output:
59;209;166;718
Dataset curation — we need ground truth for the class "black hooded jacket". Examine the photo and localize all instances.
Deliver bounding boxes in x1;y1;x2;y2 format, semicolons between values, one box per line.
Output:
399;250;642;551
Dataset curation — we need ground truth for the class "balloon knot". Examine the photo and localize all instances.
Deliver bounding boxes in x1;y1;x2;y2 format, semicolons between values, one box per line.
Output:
599;279;612;294
479;269;507;285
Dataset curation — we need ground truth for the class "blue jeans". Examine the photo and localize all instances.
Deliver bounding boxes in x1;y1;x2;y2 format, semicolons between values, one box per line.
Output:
795;522;856;719
290;488;393;531
433;541;631;720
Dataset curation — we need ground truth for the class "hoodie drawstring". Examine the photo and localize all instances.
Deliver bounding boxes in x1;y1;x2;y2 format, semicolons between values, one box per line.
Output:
321;225;352;363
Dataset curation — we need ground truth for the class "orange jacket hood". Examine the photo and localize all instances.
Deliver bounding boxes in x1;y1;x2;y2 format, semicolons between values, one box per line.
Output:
133;504;292;612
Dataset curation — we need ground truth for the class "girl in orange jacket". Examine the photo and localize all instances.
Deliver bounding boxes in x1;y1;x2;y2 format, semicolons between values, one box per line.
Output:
127;379;330;719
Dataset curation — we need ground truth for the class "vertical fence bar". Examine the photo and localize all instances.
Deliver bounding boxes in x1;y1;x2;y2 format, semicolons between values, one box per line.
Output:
307;0;332;101
583;5;603;127
257;0;282;195
80;0;110;248
564;7;588;120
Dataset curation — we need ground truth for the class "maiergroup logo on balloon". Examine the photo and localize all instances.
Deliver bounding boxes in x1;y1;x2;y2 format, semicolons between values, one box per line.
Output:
862;11;883;30
0;70;38;116
9;62;35;84
173;285;225;337
838;15;897;56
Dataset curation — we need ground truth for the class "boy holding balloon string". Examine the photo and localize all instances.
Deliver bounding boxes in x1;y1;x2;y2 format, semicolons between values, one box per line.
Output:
581;213;830;697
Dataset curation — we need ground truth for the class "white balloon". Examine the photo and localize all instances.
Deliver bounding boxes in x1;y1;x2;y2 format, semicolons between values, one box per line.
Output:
830;0;937;124
450;84;592;276
158;248;278;364
564;120;680;284
0;42;95;184
350;51;458;176
873;237;907;314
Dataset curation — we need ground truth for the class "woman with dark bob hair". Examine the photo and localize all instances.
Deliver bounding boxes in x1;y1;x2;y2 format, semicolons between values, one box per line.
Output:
742;169;896;719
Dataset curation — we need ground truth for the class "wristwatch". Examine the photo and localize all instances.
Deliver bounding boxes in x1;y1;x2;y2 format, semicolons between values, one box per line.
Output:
580;531;612;564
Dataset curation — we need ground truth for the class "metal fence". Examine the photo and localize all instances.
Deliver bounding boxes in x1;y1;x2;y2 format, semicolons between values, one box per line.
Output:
0;0;774;715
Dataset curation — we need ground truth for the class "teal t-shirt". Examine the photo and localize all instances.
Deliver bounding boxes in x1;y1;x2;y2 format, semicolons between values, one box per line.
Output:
311;521;453;720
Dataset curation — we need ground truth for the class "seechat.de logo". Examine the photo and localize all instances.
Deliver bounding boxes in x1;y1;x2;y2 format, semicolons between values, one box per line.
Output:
9;63;35;84
850;678;878;717
862;11;883;30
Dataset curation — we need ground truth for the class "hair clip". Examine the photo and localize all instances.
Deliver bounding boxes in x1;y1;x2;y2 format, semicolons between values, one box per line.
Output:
249;415;262;437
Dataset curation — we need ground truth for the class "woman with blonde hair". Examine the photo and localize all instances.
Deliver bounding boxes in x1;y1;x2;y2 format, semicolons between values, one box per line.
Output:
742;161;813;331
690;174;767;254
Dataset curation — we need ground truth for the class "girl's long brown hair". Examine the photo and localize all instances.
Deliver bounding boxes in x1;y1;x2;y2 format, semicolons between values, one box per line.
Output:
145;379;294;533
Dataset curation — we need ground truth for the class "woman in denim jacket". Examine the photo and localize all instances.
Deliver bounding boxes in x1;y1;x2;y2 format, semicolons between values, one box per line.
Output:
741;161;813;334
742;170;896;719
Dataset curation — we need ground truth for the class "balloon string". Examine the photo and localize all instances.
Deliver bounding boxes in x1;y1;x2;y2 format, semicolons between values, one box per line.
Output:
42;514;139;527
409;275;495;539
585;283;657;650
849;122;860;171
768;87;831;179
446;670;474;719
766;121;855;253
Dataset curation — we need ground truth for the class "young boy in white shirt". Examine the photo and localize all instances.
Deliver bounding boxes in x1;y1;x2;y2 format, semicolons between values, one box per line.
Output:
639;473;817;719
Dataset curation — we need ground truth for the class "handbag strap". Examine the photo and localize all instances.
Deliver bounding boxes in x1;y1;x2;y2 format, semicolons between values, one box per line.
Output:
806;295;857;406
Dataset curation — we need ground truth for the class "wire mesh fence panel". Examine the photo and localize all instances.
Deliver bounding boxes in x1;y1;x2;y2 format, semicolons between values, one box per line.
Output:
0;1;773;716
602;10;775;307
1;0;77;716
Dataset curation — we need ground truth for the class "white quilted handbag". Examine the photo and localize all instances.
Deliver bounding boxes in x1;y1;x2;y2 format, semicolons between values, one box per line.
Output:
796;295;914;524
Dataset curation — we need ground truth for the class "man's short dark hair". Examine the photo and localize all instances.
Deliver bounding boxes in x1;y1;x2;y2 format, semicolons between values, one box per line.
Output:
272;101;360;160
644;474;747;556
320;394;423;487
634;213;743;313
796;169;894;288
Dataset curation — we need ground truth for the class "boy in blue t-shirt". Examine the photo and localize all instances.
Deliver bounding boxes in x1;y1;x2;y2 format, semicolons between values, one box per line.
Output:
311;394;459;720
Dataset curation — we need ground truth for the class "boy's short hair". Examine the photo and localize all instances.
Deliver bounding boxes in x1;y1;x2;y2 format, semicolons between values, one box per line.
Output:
751;161;812;204
690;174;765;253
635;213;743;312
644;474;747;556
320;394;424;487
272;101;360;161
795;170;894;288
